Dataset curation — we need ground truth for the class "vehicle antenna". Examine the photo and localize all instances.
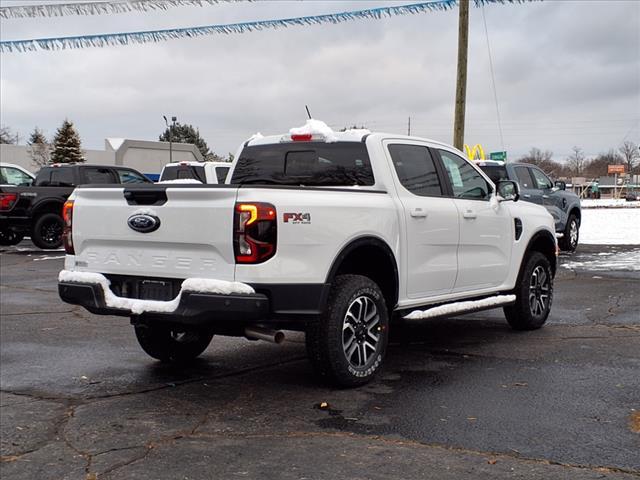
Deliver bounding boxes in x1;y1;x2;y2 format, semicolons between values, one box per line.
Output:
305;105;312;120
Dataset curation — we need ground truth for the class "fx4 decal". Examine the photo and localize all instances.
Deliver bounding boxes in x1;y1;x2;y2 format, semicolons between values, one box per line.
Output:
283;212;311;224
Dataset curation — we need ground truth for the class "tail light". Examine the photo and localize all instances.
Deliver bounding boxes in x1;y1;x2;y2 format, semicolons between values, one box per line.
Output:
62;200;74;254
234;202;277;264
0;193;18;211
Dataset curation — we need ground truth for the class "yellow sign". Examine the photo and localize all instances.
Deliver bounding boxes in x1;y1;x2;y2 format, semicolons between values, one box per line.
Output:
464;144;485;160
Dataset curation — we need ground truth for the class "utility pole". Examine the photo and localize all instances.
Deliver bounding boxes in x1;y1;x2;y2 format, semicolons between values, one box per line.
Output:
453;0;469;151
163;115;177;163
408;116;411;136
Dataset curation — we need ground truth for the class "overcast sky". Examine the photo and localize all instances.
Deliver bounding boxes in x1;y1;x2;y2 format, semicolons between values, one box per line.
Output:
1;0;639;162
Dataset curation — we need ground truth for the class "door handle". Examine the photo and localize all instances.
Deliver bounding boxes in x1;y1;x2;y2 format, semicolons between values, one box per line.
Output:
410;208;428;218
523;194;531;198
542;194;550;199
463;210;477;219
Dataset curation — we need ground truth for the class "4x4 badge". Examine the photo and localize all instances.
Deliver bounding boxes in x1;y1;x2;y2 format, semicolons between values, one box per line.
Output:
283;212;311;224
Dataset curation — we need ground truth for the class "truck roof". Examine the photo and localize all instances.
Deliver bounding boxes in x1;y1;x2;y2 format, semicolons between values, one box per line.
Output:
245;125;456;153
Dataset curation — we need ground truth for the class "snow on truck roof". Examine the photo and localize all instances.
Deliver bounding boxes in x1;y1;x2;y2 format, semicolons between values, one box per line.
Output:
244;119;453;150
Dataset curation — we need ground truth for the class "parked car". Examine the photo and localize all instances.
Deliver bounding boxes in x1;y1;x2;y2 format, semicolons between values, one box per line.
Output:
0;163;151;248
159;161;231;184
476;160;581;252
0;163;35;187
58;124;557;386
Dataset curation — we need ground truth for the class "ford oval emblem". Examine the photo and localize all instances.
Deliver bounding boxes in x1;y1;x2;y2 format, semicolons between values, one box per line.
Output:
127;214;160;233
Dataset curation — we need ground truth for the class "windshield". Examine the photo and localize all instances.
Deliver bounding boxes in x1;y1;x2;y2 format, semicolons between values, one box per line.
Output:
231;142;374;186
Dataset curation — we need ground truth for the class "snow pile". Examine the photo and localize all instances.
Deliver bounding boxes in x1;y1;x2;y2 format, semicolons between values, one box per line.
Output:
404;295;516;320
58;270;255;315
580;208;640;245
581;198;640;209
157;179;202;184
561;249;640;272
289;119;338;143
248;132;264;143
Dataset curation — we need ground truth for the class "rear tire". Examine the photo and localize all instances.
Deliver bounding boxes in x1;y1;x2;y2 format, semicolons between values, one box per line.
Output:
559;214;579;252
306;274;389;387
31;213;64;249
134;325;213;362
0;230;24;246
504;251;553;331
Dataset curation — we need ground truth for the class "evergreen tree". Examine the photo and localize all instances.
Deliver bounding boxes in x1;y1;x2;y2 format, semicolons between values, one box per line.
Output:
0;125;17;144
51;119;85;164
159;122;210;158
27;127;51;167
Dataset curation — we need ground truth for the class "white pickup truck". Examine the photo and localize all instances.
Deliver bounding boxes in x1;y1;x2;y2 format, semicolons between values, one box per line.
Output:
58;121;557;386
159;161;231;184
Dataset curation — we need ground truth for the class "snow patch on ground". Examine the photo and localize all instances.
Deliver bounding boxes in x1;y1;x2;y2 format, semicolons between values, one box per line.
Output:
404;295;516;320
580;208;640;245
561;249;640;272
289;119;338;143
581;199;640;208
58;270;254;314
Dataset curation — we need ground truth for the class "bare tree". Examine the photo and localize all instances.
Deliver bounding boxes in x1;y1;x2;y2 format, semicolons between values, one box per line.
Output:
517;147;565;177
618;141;639;174
566;146;587;176
584;149;621;177
27;127;51;168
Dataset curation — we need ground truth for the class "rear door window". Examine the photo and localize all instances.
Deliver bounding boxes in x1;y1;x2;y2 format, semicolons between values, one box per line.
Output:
84;167;117;184
0;167;33;186
388;144;442;197
231;142;374;186
514;166;534;189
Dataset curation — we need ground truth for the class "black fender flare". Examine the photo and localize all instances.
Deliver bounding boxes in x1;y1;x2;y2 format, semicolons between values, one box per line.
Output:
324;235;399;307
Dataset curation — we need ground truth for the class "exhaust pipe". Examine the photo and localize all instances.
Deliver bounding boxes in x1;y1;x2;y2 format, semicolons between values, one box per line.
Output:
245;326;285;344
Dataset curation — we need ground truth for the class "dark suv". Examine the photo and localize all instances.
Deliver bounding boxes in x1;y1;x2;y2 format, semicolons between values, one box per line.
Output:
477;161;581;252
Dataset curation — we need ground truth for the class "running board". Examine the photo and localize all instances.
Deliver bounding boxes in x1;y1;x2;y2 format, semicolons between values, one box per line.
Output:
403;294;516;320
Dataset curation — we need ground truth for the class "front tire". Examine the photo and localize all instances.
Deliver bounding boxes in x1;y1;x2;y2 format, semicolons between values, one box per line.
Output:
31;213;64;249
0;230;24;246
134;325;213;362
306;274;389;387
559;214;579;252
504;251;553;331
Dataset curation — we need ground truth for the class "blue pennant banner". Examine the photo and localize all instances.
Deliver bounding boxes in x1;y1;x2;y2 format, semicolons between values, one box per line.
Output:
0;0;245;19
0;0;537;53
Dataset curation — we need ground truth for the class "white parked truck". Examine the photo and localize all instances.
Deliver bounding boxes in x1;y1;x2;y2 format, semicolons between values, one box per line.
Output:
159;161;231;184
58;121;557;386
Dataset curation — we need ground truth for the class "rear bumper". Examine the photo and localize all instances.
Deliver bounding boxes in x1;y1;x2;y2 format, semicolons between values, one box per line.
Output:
58;275;331;328
0;216;30;233
59;281;269;325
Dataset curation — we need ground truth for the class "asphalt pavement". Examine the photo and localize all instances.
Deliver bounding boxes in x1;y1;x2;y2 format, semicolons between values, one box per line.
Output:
1;242;638;480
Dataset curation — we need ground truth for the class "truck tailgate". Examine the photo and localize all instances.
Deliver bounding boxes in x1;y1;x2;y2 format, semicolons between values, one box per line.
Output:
71;186;239;281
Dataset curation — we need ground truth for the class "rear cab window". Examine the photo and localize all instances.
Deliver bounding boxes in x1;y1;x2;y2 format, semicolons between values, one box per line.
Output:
231;142;374;186
161;165;206;182
215;166;230;184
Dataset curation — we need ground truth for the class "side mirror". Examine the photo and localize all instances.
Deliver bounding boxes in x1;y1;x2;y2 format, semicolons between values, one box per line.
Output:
497;180;520;202
554;180;566;191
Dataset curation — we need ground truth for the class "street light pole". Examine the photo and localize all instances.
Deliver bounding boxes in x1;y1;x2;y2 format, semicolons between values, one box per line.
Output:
163;115;177;163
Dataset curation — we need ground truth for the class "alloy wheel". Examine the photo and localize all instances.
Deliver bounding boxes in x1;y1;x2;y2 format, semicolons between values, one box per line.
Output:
529;265;550;318
342;295;381;368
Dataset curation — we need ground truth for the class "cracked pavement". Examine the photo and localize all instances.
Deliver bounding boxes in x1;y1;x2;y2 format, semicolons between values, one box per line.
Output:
1;243;639;479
